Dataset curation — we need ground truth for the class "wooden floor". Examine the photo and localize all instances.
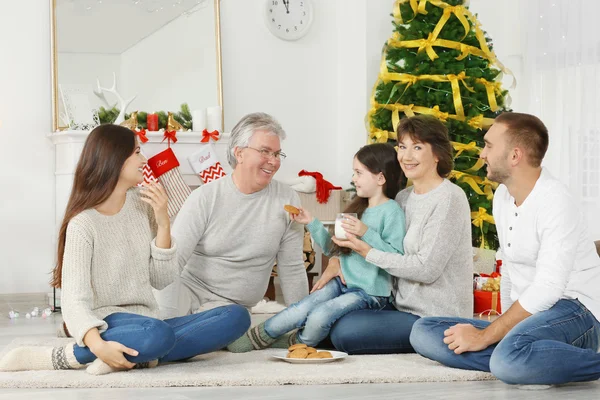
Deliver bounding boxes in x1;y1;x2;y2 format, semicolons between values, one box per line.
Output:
1;302;599;399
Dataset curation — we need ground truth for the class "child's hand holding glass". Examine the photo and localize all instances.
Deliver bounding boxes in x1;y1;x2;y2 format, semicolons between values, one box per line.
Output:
341;215;368;237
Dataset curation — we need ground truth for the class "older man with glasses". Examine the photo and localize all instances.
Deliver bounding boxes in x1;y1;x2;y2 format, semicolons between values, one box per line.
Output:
157;112;308;325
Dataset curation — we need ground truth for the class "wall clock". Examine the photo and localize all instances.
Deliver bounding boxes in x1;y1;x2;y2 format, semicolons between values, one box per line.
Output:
265;0;314;41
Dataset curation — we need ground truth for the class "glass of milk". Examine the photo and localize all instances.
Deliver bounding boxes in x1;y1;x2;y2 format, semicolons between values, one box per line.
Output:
335;213;358;239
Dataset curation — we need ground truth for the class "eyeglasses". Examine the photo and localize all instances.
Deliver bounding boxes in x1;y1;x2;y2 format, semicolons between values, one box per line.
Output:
245;147;287;161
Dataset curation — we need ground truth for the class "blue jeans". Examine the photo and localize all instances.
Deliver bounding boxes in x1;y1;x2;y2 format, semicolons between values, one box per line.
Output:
327;305;420;354
410;299;600;385
73;304;250;364
265;277;389;347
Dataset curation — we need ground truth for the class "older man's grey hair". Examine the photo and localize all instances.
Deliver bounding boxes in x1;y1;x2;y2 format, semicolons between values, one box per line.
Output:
227;112;286;168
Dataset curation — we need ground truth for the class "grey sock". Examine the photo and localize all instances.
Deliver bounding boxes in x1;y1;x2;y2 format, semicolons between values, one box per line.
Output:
227;322;276;353
271;330;300;348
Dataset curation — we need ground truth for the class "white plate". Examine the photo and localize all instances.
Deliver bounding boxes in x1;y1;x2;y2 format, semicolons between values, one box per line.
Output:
271;350;348;364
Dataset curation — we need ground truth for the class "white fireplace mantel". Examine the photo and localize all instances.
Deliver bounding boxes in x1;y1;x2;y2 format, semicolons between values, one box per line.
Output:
48;129;231;227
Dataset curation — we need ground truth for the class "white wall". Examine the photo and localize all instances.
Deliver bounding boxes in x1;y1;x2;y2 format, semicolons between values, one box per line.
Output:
0;0;587;294
221;0;345;186
0;1;55;294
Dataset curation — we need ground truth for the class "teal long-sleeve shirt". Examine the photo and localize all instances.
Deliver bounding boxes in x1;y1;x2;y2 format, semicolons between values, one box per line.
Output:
306;199;405;296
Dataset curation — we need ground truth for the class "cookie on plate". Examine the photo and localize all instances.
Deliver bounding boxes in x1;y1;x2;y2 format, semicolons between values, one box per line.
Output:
288;348;309;359
288;344;307;351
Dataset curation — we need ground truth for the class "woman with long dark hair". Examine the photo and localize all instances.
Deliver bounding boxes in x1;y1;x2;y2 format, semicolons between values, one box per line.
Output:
0;124;249;374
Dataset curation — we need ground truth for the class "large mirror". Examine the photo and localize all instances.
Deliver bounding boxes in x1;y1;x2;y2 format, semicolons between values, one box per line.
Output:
51;0;223;131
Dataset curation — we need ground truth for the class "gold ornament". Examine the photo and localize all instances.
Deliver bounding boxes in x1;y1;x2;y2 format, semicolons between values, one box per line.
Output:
119;111;138;130
166;112;186;132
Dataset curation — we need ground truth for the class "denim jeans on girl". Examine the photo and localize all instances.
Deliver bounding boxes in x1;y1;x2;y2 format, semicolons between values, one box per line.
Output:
410;299;600;385
264;277;390;347
72;304;250;364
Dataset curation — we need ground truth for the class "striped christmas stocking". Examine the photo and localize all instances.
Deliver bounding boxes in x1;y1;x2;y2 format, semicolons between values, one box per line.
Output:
147;147;191;218
137;150;158;186
140;164;158;184
188;144;227;184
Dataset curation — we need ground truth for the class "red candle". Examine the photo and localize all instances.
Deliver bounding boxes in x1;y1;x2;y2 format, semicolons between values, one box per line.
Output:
147;113;158;131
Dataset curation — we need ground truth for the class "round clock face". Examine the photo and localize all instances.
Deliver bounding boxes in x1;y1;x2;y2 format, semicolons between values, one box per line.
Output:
265;0;314;41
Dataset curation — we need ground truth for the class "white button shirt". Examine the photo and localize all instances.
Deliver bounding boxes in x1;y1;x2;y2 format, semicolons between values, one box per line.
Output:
495;168;600;319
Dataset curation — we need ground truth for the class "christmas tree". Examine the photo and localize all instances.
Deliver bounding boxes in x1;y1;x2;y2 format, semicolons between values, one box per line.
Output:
368;0;514;249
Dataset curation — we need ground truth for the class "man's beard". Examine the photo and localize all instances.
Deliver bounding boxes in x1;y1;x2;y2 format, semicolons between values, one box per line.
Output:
488;168;510;184
486;162;510;184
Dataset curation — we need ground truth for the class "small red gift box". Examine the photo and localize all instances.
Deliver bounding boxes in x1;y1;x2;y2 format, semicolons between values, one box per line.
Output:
474;290;501;314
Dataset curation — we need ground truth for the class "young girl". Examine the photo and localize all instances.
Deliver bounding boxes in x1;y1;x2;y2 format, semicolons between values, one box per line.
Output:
228;143;406;352
0;124;249;374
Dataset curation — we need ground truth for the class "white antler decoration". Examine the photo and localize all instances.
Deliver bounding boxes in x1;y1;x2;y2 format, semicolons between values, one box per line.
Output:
92;84;111;108
94;72;136;124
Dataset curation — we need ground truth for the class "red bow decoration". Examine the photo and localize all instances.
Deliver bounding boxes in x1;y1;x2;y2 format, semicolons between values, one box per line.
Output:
480;272;502;278
135;128;148;144
162;130;178;147
201;129;220;143
298;170;342;204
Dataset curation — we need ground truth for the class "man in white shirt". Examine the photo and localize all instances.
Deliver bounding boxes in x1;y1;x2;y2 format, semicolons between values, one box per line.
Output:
409;112;600;386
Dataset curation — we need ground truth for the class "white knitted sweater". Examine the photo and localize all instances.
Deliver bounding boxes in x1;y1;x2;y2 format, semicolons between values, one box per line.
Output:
60;188;177;346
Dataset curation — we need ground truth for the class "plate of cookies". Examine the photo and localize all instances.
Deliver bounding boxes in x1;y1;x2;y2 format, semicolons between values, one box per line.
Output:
272;344;348;364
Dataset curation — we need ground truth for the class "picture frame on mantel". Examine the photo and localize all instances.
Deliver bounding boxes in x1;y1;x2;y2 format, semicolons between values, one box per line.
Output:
49;0;224;132
59;83;100;131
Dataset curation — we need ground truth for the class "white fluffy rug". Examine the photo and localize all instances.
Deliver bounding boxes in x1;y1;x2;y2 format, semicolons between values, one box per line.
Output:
0;338;494;388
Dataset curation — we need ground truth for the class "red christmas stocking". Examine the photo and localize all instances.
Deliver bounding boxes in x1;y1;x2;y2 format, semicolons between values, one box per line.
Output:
188;144;227;184
147;147;191;218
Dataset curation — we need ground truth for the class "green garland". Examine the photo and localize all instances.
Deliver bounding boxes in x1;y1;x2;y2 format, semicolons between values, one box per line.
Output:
97;103;194;130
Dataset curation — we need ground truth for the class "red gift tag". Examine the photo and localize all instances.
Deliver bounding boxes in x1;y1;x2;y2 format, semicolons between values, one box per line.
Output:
148;148;180;178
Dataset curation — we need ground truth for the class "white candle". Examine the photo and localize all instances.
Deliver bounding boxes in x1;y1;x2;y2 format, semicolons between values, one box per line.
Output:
192;109;206;132
206;106;222;132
